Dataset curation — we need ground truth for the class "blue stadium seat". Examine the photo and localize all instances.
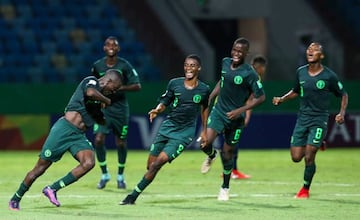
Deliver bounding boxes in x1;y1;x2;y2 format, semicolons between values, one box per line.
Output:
0;0;161;83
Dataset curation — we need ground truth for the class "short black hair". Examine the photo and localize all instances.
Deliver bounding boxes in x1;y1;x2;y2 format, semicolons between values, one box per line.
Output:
186;54;202;66
234;37;250;49
105;36;119;45
105;69;123;82
252;55;267;66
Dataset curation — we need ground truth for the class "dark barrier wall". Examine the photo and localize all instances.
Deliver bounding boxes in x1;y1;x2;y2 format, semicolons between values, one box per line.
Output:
83;113;360;150
1;81;359;114
1;112;358;150
0;81;359;150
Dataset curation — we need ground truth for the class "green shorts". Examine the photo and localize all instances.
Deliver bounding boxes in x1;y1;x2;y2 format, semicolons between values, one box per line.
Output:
208;108;244;146
93;113;129;139
149;133;191;163
291;117;328;148
40;117;94;162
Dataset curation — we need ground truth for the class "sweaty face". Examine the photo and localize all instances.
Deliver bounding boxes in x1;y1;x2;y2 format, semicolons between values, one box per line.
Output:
104;39;120;57
183;58;201;80
231;43;249;66
306;43;323;63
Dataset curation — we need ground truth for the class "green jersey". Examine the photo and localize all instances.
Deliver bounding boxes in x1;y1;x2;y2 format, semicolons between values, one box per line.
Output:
214;57;265;116
65;76;102;128
158;77;210;140
91;56;140;118
293;65;346;117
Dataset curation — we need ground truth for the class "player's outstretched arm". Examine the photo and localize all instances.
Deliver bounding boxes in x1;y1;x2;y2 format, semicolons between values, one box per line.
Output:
273;89;298;106
148;103;166;123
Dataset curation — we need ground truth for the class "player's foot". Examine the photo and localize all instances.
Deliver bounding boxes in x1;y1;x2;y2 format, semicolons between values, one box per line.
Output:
217;187;230;201
320;140;327;151
42;186;61;207
231;169;251;179
119;194;136;205
294;187;309;199
201;150;217;174
117;180;126;189
97;174;111;189
8;200;20;211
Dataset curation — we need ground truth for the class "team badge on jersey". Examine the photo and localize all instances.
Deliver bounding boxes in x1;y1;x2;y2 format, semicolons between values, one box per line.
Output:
193;94;202;103
234;76;243;84
316;80;325;89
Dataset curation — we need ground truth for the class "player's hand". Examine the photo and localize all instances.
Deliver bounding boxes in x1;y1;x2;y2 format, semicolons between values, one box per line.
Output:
197;131;208;148
148;109;159;123
226;109;242;120
272;97;282;106
335;113;345;124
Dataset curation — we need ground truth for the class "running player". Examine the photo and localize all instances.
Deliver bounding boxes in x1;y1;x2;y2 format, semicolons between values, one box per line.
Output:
120;54;210;205
272;42;348;199
200;38;266;200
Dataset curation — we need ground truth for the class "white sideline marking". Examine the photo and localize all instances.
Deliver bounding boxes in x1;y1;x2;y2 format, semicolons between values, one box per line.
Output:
2;193;360;199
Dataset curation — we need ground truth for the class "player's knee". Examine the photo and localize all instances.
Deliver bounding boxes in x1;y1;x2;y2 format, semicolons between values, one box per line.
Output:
94;138;104;147
81;159;95;171
304;156;315;165
291;156;302;163
115;138;126;148
149;159;166;174
220;150;232;161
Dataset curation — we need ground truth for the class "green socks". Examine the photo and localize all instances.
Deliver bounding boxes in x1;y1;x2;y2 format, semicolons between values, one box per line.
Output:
201;144;216;158
96;145;108;174
303;163;316;189
50;172;77;191
11;182;29;201
117;146;127;175
131;176;152;197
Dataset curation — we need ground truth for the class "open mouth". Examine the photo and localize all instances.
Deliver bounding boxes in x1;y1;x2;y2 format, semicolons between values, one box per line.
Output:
185;72;194;77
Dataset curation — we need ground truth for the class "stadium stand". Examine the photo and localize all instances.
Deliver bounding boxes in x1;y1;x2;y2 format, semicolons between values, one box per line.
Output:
308;0;360;79
0;0;160;83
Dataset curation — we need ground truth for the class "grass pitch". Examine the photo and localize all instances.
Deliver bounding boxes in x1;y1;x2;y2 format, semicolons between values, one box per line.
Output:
1;148;359;220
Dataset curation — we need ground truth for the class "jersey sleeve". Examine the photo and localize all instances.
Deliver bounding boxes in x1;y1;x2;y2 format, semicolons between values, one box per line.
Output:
329;73;346;97
202;85;211;108
292;70;301;94
248;70;265;98
123;61;140;85
91;63;101;78
158;79;175;107
83;76;100;92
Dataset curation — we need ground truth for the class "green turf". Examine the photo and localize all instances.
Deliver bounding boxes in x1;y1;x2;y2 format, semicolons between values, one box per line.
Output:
1;148;359;220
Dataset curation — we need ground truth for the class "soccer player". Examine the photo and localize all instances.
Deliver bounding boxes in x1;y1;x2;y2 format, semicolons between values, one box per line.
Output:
200;38;266;200
231;55;267;179
119;54;210;205
9;70;123;210
272;42;348;199
91;36;141;189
